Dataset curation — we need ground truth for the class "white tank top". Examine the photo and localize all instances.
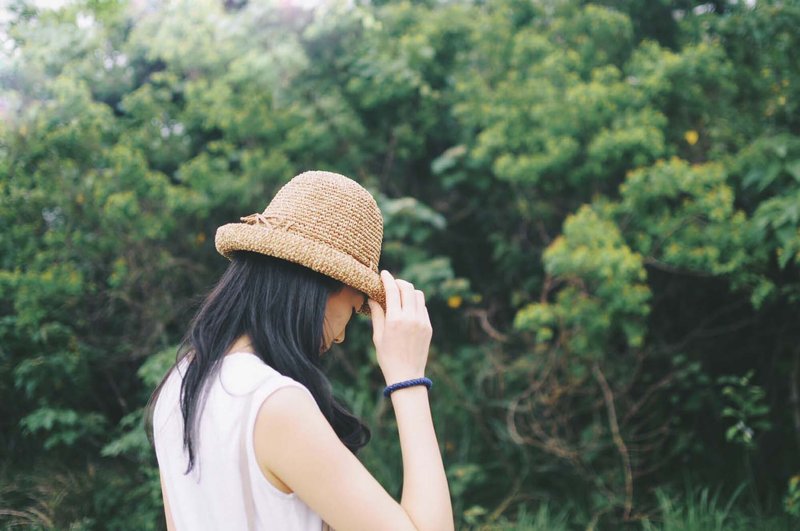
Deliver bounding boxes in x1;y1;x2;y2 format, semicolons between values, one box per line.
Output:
153;351;330;530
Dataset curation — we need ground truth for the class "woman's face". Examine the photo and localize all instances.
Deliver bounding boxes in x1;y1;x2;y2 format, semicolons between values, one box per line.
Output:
320;285;367;354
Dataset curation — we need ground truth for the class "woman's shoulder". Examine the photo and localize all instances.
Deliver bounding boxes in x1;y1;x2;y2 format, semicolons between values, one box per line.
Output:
219;352;312;400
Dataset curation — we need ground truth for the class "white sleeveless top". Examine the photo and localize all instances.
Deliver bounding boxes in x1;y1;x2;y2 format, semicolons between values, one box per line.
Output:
153;352;329;530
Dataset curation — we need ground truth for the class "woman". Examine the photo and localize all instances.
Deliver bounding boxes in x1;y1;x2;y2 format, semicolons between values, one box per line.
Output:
147;170;454;530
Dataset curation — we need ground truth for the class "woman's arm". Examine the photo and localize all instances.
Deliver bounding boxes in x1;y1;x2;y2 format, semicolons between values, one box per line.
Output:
369;271;454;529
159;470;177;531
391;385;452;530
254;271;453;531
254;385;453;531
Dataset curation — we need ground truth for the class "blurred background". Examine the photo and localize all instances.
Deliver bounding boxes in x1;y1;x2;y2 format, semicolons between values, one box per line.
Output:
1;0;799;529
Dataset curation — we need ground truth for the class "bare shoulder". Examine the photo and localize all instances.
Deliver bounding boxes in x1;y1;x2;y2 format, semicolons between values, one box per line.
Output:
255;384;319;426
253;385;325;486
252;385;319;493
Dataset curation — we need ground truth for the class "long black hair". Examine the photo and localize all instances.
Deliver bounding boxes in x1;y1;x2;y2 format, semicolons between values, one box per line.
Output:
145;251;371;472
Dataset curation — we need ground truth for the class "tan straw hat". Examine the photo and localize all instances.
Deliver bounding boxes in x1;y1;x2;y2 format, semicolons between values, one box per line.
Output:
215;170;385;314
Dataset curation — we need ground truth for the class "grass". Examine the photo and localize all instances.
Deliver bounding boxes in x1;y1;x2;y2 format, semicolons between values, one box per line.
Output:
469;484;797;530
641;485;746;531
640;485;795;531
476;503;573;530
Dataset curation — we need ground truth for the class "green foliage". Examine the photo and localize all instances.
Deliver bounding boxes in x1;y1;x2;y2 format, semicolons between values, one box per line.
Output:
737;135;800;274
516;204;650;356
641;485;748;531
621;159;746;258
718;371;772;450
20;407;108;451
475;503;573;530
2;0;800;528
786;475;800;518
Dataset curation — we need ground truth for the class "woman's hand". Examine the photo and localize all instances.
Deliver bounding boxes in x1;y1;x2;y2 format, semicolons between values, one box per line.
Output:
368;270;432;385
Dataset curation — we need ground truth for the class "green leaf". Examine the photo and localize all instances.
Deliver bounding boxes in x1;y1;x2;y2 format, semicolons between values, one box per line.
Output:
757;162;782;192
786;160;800;182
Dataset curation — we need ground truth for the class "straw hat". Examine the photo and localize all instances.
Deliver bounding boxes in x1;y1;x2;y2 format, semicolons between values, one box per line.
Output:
215;170;385;314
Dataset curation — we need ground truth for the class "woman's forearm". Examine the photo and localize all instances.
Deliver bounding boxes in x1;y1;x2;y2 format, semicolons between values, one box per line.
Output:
392;386;454;531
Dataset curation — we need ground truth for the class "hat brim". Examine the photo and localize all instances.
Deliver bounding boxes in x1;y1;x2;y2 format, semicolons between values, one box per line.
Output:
215;223;385;315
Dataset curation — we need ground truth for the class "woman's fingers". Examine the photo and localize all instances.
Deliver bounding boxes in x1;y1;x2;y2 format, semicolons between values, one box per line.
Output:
381;270;401;317
380;271;427;319
415;290;430;325
371;272;432;385
397;279;417;315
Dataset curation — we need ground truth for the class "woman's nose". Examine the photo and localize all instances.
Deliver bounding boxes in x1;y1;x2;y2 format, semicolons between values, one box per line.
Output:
333;331;345;344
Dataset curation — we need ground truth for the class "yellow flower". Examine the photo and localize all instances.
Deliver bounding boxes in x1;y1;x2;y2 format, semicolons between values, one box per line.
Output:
447;295;463;308
195;232;206;245
684;130;699;146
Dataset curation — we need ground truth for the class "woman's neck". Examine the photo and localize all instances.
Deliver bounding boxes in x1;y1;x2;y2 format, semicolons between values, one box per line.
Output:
225;335;254;356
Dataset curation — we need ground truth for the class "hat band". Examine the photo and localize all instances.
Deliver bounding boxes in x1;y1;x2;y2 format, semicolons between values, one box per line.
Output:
239;212;376;271
240;212;296;232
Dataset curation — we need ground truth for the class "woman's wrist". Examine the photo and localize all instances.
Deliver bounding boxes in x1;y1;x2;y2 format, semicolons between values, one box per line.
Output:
389;383;431;406
383;377;432;398
384;370;426;387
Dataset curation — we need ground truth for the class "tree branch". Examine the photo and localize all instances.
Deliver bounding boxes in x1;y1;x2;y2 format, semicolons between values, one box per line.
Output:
592;363;634;520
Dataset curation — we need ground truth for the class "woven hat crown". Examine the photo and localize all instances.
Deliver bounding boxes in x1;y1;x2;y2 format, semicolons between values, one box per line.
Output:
262;171;382;271
215;170;385;313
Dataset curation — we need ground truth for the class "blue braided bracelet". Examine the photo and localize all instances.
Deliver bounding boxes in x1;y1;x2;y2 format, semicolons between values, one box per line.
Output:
383;377;433;398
